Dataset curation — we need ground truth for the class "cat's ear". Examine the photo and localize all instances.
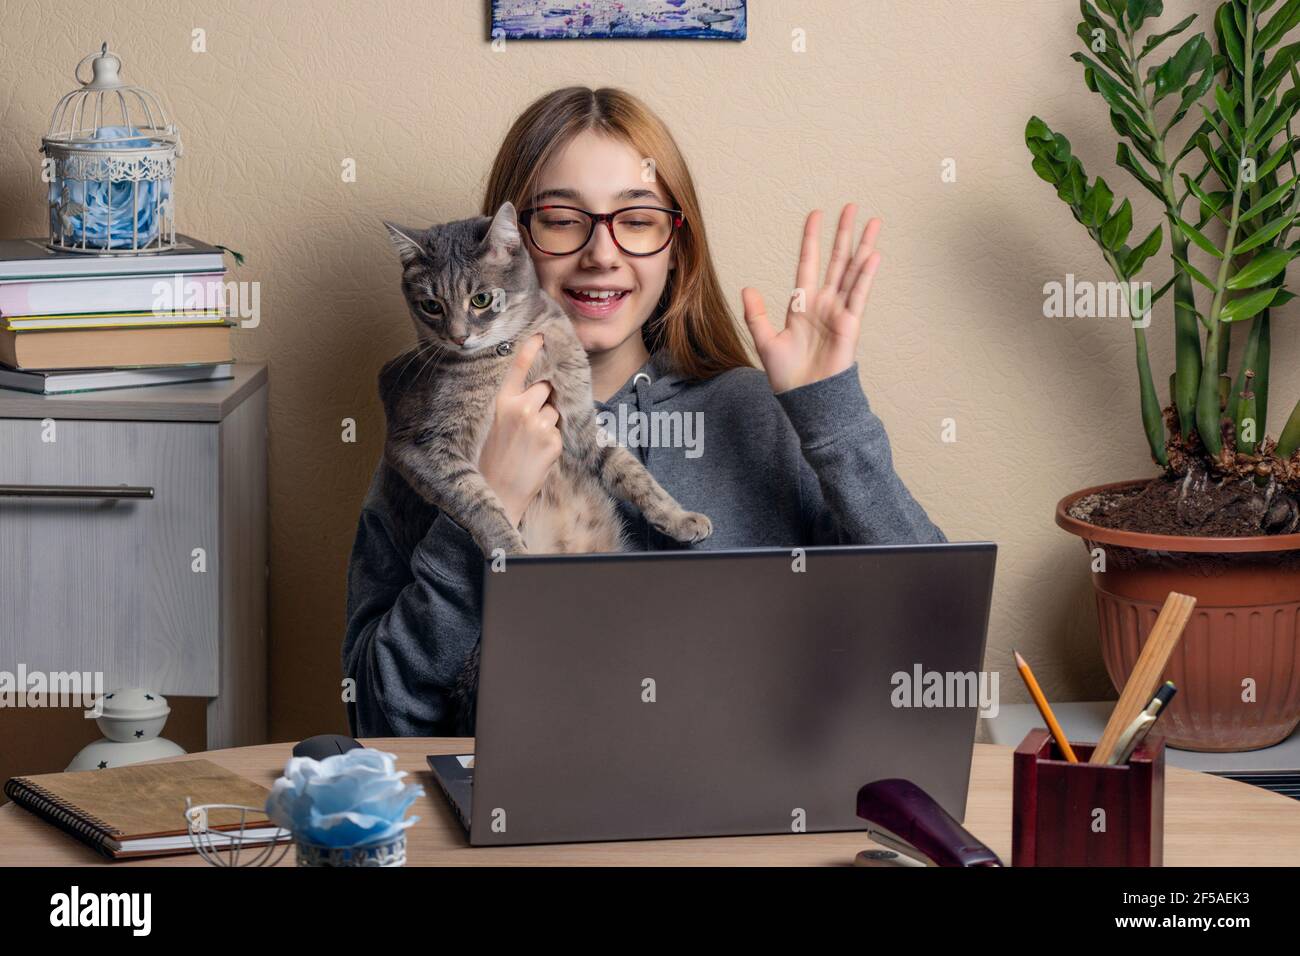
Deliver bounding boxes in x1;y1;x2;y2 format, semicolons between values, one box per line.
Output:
383;221;424;266
480;202;521;266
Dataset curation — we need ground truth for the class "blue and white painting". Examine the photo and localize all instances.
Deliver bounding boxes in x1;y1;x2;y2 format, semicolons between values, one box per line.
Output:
491;1;747;40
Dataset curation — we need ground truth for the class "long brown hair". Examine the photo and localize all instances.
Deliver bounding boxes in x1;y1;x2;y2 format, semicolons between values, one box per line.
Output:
482;87;753;381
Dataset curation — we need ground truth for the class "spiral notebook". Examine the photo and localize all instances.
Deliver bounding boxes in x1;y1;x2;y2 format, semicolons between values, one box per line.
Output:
3;758;284;859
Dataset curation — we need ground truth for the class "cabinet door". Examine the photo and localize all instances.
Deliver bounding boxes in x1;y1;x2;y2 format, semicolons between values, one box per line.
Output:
0;418;218;694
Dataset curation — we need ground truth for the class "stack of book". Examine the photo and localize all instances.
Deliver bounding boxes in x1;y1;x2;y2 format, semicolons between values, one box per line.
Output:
0;235;235;394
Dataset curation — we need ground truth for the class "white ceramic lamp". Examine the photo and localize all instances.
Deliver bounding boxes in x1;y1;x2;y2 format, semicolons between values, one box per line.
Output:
66;687;186;771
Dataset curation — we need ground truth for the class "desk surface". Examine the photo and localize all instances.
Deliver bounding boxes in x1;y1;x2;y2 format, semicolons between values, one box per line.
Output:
3;738;1299;866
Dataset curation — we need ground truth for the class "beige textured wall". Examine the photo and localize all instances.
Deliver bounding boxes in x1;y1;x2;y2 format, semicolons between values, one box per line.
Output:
3;0;1269;744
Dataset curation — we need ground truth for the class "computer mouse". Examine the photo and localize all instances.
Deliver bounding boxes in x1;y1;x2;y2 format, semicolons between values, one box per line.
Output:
292;733;364;760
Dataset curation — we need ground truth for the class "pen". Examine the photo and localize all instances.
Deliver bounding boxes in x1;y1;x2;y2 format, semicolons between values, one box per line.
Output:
1014;650;1078;763
1109;681;1177;765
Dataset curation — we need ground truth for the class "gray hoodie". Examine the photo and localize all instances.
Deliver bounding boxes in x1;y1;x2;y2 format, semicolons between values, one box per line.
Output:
342;353;946;737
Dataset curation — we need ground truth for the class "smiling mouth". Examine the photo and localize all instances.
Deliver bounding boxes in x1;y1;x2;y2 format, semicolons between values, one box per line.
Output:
563;288;632;318
564;288;631;302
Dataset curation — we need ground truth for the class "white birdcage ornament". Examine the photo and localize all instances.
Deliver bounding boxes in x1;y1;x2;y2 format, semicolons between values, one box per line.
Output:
41;43;181;255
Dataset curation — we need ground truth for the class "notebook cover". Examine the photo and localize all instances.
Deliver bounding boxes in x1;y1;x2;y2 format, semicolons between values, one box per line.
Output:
3;758;274;859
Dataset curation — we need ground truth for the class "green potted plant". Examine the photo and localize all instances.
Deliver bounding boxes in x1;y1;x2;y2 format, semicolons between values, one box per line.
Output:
1028;0;1300;750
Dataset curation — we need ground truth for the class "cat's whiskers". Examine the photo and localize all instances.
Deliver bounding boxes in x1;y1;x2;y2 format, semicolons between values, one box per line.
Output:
413;338;452;382
391;338;442;383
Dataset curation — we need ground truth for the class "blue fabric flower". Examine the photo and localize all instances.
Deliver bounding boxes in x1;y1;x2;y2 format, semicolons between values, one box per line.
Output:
49;126;170;249
266;749;424;847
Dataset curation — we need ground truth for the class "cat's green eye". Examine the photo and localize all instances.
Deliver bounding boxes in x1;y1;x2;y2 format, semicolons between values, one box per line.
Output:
469;291;494;310
417;299;443;316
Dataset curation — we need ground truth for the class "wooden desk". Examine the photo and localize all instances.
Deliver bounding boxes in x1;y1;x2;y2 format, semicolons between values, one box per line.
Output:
3;738;1298;866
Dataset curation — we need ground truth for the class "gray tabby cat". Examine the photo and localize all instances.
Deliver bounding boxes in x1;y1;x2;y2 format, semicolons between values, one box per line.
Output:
379;201;712;559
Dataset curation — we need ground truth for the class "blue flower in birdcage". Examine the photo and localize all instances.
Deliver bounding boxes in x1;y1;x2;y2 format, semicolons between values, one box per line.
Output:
48;126;170;248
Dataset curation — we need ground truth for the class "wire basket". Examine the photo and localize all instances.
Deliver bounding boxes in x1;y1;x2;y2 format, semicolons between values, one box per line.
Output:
40;43;180;255
184;798;291;867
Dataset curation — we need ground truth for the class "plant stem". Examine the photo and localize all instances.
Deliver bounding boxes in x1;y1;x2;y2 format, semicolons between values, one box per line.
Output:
1102;247;1168;466
1278;394;1300;456
1124;27;1201;443
1198;2;1258;457
1234;311;1265;452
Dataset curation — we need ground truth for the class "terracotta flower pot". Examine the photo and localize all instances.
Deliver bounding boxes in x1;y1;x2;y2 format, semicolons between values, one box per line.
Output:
1056;480;1300;752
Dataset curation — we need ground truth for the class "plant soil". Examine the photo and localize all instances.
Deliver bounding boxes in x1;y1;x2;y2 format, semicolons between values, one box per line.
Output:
1069;471;1300;537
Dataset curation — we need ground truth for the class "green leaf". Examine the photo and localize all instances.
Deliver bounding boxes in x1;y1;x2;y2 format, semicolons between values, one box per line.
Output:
1246;96;1281;144
1234;212;1297;253
1258;0;1300;50
1259;42;1300;96
1141;13;1196;58
1031;156;1059;185
215;245;245;267
1227;247;1300;288
1077;22;1130;75
1082;177;1115;227
1082;65;1150;133
1165;65;1216;132
1109;109;1159;160
1201;103;1238;152
1150;274;1177;302
1101;198;1133;250
1057;158;1087;205
1081;178;1113;227
1072;52;1142;107
1182;173;1231;224
1150;34;1213;104
1198;132;1234;182
1176;119;1213;161
1115;143;1165;200
1175;216;1225;258
1214;86;1245;144
1080;0;1123;52
1220;287;1281;322
1217;4;1246;75
1172;252;1218;290
1123;223;1163;274
1257;135;1298;179
1256;95;1300;146
1239;173;1299;221
1097;0;1127;20
1026;115;1055;150
1126;0;1163;29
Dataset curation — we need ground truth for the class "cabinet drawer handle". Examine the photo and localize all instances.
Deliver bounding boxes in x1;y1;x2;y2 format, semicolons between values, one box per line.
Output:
0;484;154;500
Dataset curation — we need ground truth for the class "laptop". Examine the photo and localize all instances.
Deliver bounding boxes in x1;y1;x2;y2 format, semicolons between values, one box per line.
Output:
428;541;997;846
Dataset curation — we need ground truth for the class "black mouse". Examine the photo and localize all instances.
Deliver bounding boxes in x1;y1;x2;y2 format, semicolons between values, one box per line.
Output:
293;733;364;760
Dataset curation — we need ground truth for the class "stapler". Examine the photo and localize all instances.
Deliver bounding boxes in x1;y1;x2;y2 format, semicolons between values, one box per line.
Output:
855;778;1003;867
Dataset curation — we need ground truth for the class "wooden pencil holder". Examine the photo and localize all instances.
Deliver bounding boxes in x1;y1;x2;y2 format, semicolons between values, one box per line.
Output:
1011;728;1164;867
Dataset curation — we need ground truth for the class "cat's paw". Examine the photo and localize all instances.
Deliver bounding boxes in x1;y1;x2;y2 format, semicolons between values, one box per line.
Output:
659;510;712;544
477;533;528;558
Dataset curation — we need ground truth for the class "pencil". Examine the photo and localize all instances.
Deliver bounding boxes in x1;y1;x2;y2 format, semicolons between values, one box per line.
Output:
1014;650;1079;763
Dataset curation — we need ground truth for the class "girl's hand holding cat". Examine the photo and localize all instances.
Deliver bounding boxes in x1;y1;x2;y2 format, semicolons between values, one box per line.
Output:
478;332;563;528
741;204;882;394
